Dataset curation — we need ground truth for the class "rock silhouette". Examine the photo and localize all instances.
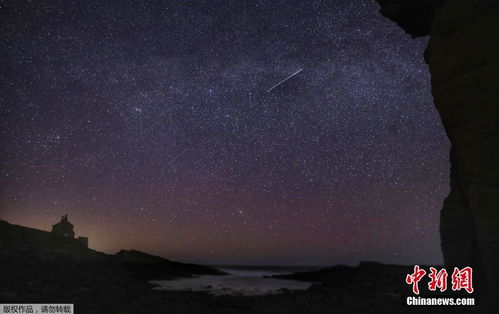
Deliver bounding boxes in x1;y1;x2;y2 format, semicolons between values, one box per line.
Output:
376;0;499;309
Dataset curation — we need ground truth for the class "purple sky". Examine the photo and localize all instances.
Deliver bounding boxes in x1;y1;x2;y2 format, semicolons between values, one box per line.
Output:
0;0;450;266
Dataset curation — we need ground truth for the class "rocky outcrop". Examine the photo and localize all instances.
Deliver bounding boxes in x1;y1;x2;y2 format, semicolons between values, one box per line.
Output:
115;249;173;263
115;249;226;276
376;0;499;308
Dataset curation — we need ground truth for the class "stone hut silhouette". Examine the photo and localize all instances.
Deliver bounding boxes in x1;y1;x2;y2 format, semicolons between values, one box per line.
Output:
52;214;74;238
51;214;88;247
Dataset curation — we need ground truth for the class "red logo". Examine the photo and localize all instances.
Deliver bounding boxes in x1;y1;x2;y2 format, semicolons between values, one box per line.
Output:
451;267;473;293
406;265;426;294
405;266;473;294
428;267;448;292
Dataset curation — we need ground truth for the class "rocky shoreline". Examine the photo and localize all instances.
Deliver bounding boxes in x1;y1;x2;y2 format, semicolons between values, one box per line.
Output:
1;261;479;313
0;220;479;313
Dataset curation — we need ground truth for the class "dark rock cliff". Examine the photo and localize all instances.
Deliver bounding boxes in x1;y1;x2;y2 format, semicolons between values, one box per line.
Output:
376;0;499;308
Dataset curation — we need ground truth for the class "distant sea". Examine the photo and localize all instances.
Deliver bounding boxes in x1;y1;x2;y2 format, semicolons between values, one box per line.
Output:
151;265;321;295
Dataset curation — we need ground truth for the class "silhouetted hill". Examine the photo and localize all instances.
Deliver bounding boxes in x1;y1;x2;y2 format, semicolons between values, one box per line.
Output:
0;220;223;277
114;249;225;277
0;220;108;264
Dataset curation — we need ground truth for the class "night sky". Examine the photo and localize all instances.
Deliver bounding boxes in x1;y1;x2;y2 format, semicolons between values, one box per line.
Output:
0;0;450;266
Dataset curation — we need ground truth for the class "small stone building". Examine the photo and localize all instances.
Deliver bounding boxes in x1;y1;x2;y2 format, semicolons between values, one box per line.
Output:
51;214;75;238
51;214;88;248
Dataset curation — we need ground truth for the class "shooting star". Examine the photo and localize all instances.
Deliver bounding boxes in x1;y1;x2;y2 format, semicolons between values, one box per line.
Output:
162;147;190;171
266;68;303;92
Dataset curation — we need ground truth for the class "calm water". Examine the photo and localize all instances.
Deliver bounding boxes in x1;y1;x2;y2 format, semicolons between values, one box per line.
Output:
151;267;318;296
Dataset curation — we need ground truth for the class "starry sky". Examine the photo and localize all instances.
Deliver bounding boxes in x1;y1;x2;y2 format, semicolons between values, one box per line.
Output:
0;0;450;266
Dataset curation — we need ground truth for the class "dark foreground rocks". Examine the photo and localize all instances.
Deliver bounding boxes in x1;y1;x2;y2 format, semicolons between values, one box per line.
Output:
0;220;484;313
0;261;482;314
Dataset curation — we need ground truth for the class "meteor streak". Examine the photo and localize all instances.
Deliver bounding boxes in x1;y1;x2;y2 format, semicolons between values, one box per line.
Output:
266;68;303;92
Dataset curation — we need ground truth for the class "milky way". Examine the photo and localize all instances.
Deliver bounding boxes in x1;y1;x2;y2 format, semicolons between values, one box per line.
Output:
0;0;450;265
